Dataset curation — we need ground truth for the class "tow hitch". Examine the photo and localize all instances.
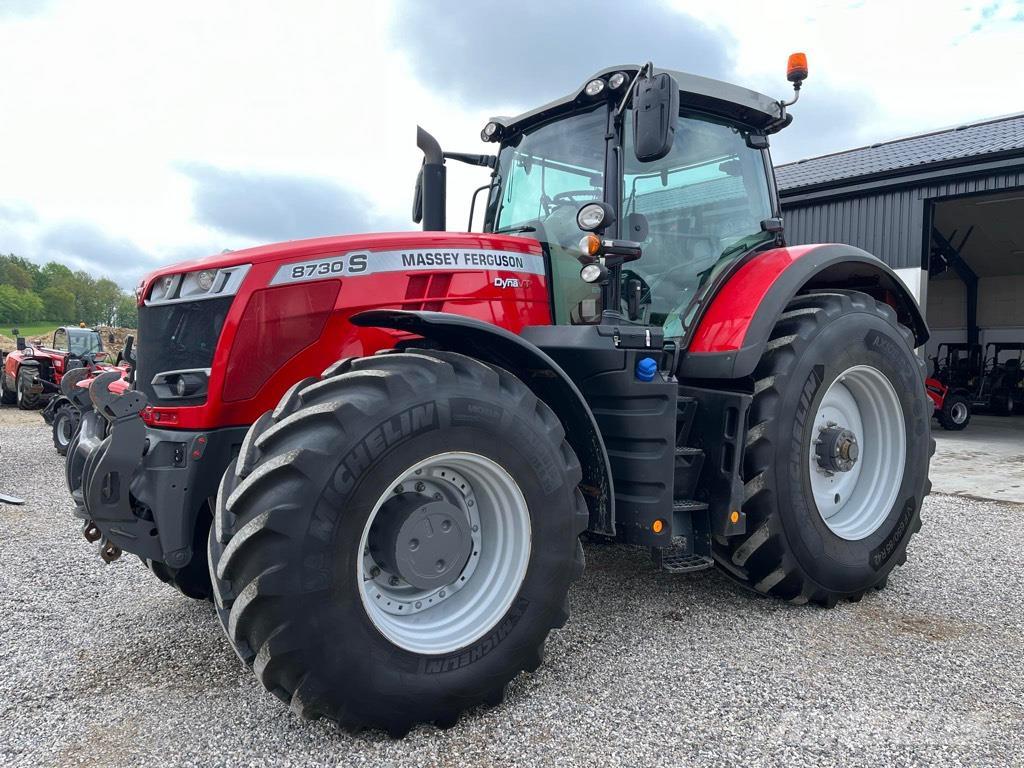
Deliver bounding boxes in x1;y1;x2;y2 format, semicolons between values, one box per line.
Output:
66;370;154;563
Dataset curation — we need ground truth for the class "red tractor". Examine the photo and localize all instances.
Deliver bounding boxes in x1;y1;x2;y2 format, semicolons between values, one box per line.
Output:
926;376;971;430
0;325;128;453
65;58;932;736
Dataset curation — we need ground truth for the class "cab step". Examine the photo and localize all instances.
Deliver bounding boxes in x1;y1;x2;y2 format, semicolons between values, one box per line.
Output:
651;547;714;573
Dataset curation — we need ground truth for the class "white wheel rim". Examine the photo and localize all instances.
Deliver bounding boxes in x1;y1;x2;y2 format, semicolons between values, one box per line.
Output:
950;401;968;424
808;365;906;541
58;415;73;445
357;452;532;655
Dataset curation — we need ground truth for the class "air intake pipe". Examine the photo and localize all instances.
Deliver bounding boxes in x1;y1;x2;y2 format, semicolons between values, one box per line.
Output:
416;126;446;231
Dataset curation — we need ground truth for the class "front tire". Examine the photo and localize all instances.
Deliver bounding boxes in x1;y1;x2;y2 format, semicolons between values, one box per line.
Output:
143;504;214;601
208;350;587;735
714;291;932;606
16;368;42;410
51;403;81;455
936;392;971;430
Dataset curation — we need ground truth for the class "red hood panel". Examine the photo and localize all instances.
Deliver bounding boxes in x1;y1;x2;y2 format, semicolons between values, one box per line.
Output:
140;232;541;300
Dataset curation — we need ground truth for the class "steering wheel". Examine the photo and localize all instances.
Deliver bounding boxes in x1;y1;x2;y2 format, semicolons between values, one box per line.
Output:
542;189;601;216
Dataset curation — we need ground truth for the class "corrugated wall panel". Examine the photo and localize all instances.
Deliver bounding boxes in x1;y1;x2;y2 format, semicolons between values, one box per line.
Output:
781;168;1024;270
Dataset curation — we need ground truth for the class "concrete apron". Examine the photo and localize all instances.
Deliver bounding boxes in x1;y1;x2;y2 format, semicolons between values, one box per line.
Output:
932;414;1024;504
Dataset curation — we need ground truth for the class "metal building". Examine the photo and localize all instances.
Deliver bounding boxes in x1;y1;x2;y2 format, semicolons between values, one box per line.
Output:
775;113;1024;360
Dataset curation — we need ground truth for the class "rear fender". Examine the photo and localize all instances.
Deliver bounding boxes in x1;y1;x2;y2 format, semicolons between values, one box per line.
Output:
351;309;615;535
680;244;928;380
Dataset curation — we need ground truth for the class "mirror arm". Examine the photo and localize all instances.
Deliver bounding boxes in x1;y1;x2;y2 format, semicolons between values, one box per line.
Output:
615;62;653;118
444;152;497;169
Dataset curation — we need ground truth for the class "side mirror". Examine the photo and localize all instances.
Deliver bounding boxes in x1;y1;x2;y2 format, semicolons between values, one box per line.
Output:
15;337;26;351
631;72;679;162
412;165;424;224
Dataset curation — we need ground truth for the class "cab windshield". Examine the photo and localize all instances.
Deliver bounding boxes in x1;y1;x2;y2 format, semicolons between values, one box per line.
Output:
488;104;774;335
67;329;103;355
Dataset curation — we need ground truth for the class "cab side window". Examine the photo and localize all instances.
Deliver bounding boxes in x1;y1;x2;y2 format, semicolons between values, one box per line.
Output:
53;329;68;352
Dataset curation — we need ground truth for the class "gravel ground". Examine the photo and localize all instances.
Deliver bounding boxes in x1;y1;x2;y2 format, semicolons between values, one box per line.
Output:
1;409;1022;768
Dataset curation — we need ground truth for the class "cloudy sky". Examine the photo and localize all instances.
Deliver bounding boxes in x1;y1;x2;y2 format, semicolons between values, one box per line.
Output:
1;0;1023;288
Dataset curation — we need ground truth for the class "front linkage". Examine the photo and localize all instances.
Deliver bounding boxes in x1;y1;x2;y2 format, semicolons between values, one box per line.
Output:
67;370;150;564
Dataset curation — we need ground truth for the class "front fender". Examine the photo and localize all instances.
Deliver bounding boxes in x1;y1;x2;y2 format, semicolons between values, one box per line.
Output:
351;309;615;535
681;244;929;380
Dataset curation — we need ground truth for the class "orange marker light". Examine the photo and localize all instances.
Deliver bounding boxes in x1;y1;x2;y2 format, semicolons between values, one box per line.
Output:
787;52;808;83
652;519;665;534
578;233;602;258
730;510;740;524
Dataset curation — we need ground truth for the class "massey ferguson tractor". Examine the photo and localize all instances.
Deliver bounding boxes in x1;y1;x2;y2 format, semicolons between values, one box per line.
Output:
64;58;932;736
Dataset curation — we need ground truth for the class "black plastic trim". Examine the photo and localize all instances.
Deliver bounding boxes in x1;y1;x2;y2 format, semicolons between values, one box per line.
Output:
351;309;616;534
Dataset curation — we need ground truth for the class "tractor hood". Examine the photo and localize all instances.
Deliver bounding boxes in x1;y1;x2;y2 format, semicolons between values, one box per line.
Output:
137;231;543;304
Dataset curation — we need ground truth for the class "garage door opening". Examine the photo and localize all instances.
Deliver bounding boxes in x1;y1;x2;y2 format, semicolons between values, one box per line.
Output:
926;187;1024;415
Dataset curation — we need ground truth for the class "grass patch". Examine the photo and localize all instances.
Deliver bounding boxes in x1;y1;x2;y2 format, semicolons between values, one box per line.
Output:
4;322;66;338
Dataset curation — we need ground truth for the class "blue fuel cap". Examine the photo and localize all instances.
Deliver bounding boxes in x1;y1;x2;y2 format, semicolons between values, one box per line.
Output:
636;357;658;382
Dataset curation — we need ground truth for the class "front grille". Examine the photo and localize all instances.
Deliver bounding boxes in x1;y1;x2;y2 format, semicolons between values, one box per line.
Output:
136;297;233;406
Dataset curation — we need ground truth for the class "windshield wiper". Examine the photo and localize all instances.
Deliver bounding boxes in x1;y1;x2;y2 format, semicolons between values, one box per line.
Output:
495;225;537;234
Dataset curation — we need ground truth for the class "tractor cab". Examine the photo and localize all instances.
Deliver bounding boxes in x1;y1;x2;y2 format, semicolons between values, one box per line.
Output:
481;66;784;333
52;326;105;360
419;63;800;336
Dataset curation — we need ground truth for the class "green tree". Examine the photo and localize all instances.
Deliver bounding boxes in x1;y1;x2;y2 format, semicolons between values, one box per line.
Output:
0;255;36;291
95;278;122;326
115;294;139;328
0;285;44;324
41;285;77;321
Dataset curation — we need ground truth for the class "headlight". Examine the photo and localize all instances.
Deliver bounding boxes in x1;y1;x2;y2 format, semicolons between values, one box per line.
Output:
146;264;251;306
584;78;605;97
577;203;607;231
608;72;627;89
481;121;502;142
580;263;607;283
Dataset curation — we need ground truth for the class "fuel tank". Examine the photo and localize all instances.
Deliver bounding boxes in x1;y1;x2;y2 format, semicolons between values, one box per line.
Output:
134;232;551;430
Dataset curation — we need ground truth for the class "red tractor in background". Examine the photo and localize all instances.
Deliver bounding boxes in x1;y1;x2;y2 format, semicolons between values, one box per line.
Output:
65;58;932;736
0;325;130;453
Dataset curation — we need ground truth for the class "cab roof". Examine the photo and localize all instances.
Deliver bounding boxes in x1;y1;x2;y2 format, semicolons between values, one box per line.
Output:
489;65;788;138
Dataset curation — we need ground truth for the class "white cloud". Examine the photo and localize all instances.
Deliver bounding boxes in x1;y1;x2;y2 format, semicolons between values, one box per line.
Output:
1;0;1022;286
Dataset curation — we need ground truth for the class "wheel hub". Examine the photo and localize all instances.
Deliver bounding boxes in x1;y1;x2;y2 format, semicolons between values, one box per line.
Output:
369;494;472;591
814;425;859;474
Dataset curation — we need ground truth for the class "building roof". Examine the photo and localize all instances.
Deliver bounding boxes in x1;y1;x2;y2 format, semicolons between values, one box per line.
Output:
775;112;1024;194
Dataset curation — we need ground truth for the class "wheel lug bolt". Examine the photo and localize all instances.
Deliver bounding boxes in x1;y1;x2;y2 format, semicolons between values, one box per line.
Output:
415;601;422;609
472;524;479;532
389;576;400;586
409;538;419;550
439;590;446;598
370;566;380;578
394;484;404;494
415;481;426;492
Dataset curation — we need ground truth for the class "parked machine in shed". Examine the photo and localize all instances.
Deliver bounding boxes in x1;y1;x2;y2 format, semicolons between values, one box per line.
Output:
64;57;932;735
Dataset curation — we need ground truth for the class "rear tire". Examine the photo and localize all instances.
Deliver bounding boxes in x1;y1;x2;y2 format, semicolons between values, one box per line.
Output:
713;291;932;606
208;350;587;735
16;368;42;410
0;371;15;405
992;389;1017;416
936;392;971;430
51;403;81;455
